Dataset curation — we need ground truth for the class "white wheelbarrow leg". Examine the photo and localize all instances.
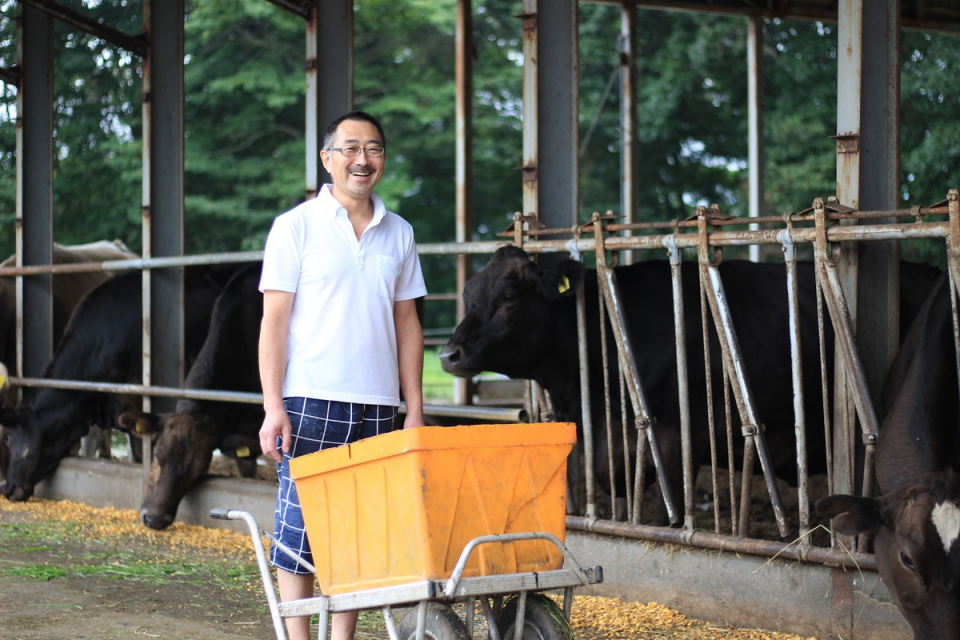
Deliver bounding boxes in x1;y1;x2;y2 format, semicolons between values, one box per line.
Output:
210;509;288;640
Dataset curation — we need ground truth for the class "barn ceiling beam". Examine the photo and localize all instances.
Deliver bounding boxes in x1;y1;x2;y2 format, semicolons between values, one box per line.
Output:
263;0;315;20
17;0;148;58
585;0;960;34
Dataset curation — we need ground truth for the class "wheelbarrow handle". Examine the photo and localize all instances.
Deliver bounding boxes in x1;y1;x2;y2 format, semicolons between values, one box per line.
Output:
209;508;234;520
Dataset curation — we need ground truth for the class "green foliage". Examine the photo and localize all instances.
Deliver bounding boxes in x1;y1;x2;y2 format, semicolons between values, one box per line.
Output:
0;3;957;310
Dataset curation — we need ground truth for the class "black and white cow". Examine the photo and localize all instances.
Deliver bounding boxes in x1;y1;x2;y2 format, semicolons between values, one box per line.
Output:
818;274;960;640
119;264;264;530
439;245;941;524
0;263;246;502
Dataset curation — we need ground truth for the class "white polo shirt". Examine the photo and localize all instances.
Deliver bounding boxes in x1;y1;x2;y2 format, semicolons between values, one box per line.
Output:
259;185;427;406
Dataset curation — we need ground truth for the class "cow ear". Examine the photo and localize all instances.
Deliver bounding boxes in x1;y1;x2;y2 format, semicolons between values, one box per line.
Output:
816;494;885;535
0;405;29;427
540;258;585;300
118;411;161;437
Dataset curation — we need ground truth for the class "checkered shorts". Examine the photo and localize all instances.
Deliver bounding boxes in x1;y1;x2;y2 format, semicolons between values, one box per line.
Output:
270;397;396;575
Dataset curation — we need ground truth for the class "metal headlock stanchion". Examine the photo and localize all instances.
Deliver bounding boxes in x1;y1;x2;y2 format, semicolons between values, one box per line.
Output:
694;206;790;538
811;198;881;504
592;213;680;526
777;214;811;541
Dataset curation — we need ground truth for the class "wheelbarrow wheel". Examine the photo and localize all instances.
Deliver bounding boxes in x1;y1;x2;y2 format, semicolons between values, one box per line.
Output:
397;602;470;639
496;594;574;640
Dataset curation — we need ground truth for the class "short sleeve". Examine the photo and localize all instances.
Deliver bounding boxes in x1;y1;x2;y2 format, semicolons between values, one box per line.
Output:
259;213;301;293
394;236;428;301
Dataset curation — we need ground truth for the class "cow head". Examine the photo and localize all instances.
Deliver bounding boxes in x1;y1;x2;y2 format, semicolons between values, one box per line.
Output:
438;246;583;384
0;404;84;501
120;410;218;530
817;471;960;639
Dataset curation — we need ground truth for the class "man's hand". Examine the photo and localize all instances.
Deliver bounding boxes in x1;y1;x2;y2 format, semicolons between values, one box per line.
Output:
260;407;292;463
402;410;425;430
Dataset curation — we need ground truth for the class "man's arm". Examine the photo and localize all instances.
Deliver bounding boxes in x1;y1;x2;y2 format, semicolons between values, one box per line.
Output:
395;297;424;429
259;290;295;462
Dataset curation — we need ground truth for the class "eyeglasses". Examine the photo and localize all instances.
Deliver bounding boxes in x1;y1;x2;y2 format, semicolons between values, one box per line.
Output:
328;145;385;158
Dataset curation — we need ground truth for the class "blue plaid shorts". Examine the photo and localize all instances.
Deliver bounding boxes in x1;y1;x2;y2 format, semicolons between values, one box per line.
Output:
270;397;396;575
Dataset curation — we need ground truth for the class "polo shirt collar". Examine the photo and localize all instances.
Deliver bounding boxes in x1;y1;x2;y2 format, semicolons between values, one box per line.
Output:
318;184;387;227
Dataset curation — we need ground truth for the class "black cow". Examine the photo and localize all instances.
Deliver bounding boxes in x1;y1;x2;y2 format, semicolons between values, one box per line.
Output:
818;274;960;640
120;264;264;530
439;246;941;524
121;267;427;531
0;240;138;479
0;263;246;502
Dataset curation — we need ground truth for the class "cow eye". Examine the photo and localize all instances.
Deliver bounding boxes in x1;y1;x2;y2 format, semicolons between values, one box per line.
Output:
900;551;917;572
500;291;517;305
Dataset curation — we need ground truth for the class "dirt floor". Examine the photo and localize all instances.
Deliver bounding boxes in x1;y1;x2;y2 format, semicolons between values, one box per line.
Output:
0;497;817;640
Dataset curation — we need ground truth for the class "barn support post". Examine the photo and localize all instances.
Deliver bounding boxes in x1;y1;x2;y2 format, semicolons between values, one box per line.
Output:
520;2;538;221
618;1;637;266
537;1;578;231
141;0;185;480
454;0;474;406
15;2;54;381
746;14;765;263
305;0;352;197
834;0;901;533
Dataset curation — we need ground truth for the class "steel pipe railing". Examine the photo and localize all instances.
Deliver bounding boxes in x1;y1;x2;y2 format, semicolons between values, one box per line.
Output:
4;198;957;569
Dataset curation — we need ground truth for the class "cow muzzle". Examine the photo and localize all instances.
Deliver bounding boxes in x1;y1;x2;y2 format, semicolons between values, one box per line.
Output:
140;508;174;531
2;480;33;502
438;344;478;377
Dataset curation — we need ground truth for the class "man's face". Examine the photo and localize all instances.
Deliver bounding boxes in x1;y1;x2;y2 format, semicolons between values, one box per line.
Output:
321;119;386;200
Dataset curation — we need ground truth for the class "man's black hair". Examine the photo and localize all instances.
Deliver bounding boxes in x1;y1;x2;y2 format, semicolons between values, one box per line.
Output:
322;110;386;151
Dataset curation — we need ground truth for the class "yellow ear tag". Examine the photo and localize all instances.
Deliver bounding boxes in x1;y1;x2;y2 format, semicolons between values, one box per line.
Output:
135;420;148;434
236;446;251;458
557;276;571;294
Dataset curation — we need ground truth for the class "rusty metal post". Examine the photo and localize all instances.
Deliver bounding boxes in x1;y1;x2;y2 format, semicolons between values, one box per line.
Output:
746;15;765;263
812;201;880;507
619;1;637;266
834;1;901;518
520;3;537;221
947;191;960;427
454;0;474;406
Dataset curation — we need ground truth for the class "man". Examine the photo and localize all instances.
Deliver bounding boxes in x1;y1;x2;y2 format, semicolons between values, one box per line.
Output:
258;110;427;640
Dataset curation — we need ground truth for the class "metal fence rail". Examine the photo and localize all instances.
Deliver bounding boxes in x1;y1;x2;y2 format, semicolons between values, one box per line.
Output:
3;191;959;567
